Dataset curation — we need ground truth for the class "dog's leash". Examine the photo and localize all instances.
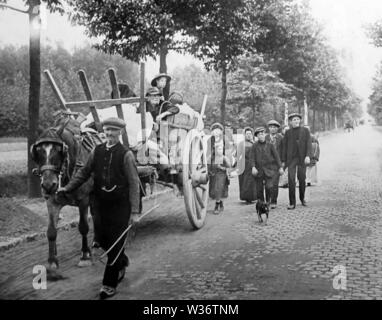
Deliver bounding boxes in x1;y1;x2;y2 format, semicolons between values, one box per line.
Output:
99;204;160;265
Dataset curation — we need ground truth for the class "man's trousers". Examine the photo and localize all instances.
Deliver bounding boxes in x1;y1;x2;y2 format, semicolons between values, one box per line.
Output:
255;174;277;203
287;158;307;206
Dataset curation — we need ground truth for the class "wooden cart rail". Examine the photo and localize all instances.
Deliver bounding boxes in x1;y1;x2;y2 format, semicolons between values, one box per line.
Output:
44;63;148;147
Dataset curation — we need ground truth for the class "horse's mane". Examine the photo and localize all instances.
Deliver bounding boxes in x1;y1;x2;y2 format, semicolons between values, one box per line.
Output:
39;116;103;183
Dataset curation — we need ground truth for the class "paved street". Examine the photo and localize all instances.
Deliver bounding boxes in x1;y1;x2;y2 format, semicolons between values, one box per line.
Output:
1;125;382;300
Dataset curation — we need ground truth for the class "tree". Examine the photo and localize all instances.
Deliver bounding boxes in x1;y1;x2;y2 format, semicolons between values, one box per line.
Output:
367;20;382;48
228;53;293;128
0;43;140;135
0;0;64;198
184;0;267;126
368;62;382;125
68;0;211;98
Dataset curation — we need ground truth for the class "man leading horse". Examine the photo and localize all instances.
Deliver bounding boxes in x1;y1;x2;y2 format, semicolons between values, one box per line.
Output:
57;117;140;299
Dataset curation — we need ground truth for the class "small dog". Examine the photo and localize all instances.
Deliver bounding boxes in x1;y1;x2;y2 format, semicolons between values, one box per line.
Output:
256;200;269;224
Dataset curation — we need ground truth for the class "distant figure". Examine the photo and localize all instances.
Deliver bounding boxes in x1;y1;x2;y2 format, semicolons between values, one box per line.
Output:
238;127;257;204
306;133;320;186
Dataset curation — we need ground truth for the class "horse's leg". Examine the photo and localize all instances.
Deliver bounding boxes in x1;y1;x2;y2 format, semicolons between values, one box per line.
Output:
46;199;64;281
78;199;92;267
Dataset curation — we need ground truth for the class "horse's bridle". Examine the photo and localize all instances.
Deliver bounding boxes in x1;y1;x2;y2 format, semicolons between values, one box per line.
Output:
31;119;71;189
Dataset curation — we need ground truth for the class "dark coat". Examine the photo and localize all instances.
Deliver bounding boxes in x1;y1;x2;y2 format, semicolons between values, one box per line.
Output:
265;133;283;156
238;140;257;201
250;141;282;178
209;155;230;200
281;126;312;166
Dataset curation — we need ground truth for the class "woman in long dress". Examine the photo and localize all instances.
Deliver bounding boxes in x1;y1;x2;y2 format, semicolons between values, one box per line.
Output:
306;133;320;186
238;127;257;203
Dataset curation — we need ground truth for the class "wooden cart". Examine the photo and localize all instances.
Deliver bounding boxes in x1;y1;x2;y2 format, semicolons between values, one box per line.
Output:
44;63;210;229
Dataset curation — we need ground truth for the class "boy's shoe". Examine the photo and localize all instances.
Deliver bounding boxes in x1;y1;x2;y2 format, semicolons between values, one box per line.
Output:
214;202;220;215
118;267;126;283
99;285;116;300
219;201;224;212
270;204;277;209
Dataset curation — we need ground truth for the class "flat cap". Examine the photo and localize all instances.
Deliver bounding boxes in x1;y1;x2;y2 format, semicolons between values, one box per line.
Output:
267;120;281;127
169;91;184;105
102;117;126;130
288;113;302;120
146;87;161;96
151;73;171;87
244;127;254;134
254;127;265;136
210;122;224;132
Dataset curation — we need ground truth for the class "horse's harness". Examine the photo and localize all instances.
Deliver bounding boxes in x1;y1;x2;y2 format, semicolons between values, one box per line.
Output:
31;118;72;188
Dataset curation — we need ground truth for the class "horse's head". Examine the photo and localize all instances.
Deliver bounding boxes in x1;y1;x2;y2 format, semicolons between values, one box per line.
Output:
31;117;77;197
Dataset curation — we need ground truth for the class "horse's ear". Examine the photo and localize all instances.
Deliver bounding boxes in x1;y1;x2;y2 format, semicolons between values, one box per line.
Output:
30;144;38;162
56;118;70;136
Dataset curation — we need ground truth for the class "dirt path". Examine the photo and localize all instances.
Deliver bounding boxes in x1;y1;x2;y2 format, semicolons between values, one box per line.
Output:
1;125;382;300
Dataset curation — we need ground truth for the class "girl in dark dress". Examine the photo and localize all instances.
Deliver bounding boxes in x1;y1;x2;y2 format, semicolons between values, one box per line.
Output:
208;123;231;214
238;127;257;203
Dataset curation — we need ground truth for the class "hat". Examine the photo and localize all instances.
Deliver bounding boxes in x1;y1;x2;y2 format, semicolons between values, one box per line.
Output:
146;87;161;96
288;113;302;120
210;122;224;132
169;91;183;105
102;117;126;130
243;127;254;134
151;73;171;87
254;127;265;136
267;120;281;127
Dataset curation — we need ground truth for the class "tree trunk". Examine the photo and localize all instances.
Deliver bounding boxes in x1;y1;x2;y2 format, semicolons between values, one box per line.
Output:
220;64;227;126
334;110;337;129
322;111;326;131
312;109;316;133
159;40;170;100
253;107;256;129
28;0;42;198
328;111;331;130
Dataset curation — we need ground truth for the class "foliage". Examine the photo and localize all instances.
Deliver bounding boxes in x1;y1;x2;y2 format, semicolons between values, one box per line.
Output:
0;44;139;136
368;62;382;125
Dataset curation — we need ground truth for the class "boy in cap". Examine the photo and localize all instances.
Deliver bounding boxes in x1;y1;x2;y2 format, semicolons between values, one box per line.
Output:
146;87;180;127
265;120;283;208
57;117;140;299
281;113;312;209
250;127;284;204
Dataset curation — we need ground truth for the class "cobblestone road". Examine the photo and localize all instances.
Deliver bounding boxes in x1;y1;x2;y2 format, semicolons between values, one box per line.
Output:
1;125;382;299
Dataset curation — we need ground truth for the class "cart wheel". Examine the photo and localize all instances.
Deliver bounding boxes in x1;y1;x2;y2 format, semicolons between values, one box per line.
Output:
182;129;209;229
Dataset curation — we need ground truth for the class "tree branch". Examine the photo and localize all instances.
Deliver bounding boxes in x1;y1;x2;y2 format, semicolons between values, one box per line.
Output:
0;3;28;14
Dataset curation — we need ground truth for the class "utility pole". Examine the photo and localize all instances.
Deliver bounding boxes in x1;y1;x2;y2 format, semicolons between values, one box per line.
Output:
284;102;289;126
304;97;308;126
0;0;42;197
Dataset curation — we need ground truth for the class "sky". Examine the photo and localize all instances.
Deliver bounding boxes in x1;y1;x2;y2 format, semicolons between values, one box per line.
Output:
1;0;382;108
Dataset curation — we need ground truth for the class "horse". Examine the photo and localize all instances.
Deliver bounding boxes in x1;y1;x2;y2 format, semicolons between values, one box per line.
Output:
31;114;103;280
